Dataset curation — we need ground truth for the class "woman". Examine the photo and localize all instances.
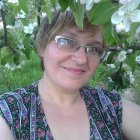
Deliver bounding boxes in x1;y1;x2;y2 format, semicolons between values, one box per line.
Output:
0;10;140;140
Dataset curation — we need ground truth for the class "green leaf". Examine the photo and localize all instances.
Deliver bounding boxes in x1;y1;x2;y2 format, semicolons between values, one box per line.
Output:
1;54;13;65
5;14;15;26
103;22;115;46
58;0;69;12
0;47;13;58
69;2;85;29
107;52;117;64
51;0;58;9
9;3;21;15
22;46;31;60
13;53;20;65
42;5;53;24
129;23;140;42
23;35;31;48
126;54;137;72
22;35;31;59
18;0;28;13
88;1;116;25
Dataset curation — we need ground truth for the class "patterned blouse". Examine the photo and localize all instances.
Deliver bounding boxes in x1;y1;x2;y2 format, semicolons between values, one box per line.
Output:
0;82;123;140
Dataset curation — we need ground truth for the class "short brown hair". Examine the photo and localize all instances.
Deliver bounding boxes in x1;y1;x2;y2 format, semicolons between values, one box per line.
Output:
35;9;76;56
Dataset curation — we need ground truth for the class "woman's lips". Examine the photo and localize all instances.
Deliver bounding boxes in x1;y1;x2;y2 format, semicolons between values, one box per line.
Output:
63;67;85;75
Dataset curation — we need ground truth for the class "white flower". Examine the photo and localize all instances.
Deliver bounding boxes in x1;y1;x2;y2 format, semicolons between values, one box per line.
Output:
135;26;140;39
16;10;26;19
119;0;132;5
24;24;34;34
0;1;4;9
117;50;127;62
115;23;125;33
127;49;133;54
80;0;87;4
79;0;101;11
5;63;16;71
41;12;47;17
86;0;101;11
126;71;135;84
32;22;37;27
108;77;113;83
0;22;3;28
107;64;116;69
135;55;140;64
8;0;18;3
111;0;140;32
14;20;22;28
75;0;78;3
17;44;24;49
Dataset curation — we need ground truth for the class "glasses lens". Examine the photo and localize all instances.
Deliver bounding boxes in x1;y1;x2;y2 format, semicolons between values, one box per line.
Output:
55;36;79;52
86;46;105;58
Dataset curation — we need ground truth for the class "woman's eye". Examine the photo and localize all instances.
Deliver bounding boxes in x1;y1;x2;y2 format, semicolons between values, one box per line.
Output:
88;47;99;53
59;38;69;45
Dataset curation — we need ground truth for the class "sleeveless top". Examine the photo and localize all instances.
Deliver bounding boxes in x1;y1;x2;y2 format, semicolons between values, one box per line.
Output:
0;82;123;140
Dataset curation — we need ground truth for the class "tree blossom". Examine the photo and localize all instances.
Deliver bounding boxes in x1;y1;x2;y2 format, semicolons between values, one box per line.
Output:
86;0;101;11
111;0;140;32
125;71;135;84
5;63;16;71
79;0;101;11
107;64;116;69
135;55;140;64
108;77;113;83
41;12;47;17
0;1;4;9
14;20;22;29
16;10;26;19
117;50;127;62
17;44;24;49
8;0;18;3
115;23;125;33
127;49;133;54
119;0;132;5
24;24;34;34
80;0;86;4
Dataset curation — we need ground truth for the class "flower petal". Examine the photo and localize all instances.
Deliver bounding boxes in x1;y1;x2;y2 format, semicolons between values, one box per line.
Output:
86;0;94;11
94;0;101;3
111;11;124;24
118;5;128;16
123;18;131;32
80;0;87;4
130;10;140;22
127;0;140;11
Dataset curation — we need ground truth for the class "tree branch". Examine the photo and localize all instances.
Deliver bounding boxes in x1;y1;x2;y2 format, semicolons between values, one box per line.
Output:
0;9;7;46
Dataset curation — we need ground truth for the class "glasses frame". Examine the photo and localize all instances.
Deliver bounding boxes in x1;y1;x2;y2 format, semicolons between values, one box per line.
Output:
54;35;107;60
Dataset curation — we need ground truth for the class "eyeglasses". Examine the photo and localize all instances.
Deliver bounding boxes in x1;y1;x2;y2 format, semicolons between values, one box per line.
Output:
54;35;106;59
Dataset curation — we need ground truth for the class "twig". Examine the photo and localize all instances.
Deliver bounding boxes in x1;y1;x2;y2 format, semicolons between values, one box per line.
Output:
0;9;7;46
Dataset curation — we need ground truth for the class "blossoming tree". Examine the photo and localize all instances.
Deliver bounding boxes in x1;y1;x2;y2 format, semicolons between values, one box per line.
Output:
0;0;140;91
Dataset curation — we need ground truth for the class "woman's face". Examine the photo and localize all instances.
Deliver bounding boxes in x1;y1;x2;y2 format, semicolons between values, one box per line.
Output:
41;25;103;91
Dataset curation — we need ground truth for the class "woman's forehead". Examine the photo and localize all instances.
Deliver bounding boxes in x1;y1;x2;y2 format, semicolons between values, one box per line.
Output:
61;25;103;45
64;25;102;36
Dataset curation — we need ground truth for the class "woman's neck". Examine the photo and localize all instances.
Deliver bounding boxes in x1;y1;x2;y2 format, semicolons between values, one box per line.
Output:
38;77;81;107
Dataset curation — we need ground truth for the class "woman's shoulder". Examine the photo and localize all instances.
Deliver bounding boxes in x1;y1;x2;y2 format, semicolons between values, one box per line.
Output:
81;86;122;123
0;81;39;125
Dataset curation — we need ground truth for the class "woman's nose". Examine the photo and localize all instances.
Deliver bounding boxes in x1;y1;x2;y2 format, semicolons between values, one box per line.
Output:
71;47;88;64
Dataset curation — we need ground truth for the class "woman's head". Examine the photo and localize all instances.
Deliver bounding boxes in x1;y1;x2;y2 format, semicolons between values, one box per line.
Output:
35;10;105;90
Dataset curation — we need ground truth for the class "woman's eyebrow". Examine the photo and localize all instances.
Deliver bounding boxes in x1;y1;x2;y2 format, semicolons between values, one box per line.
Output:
62;31;77;38
86;41;103;47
